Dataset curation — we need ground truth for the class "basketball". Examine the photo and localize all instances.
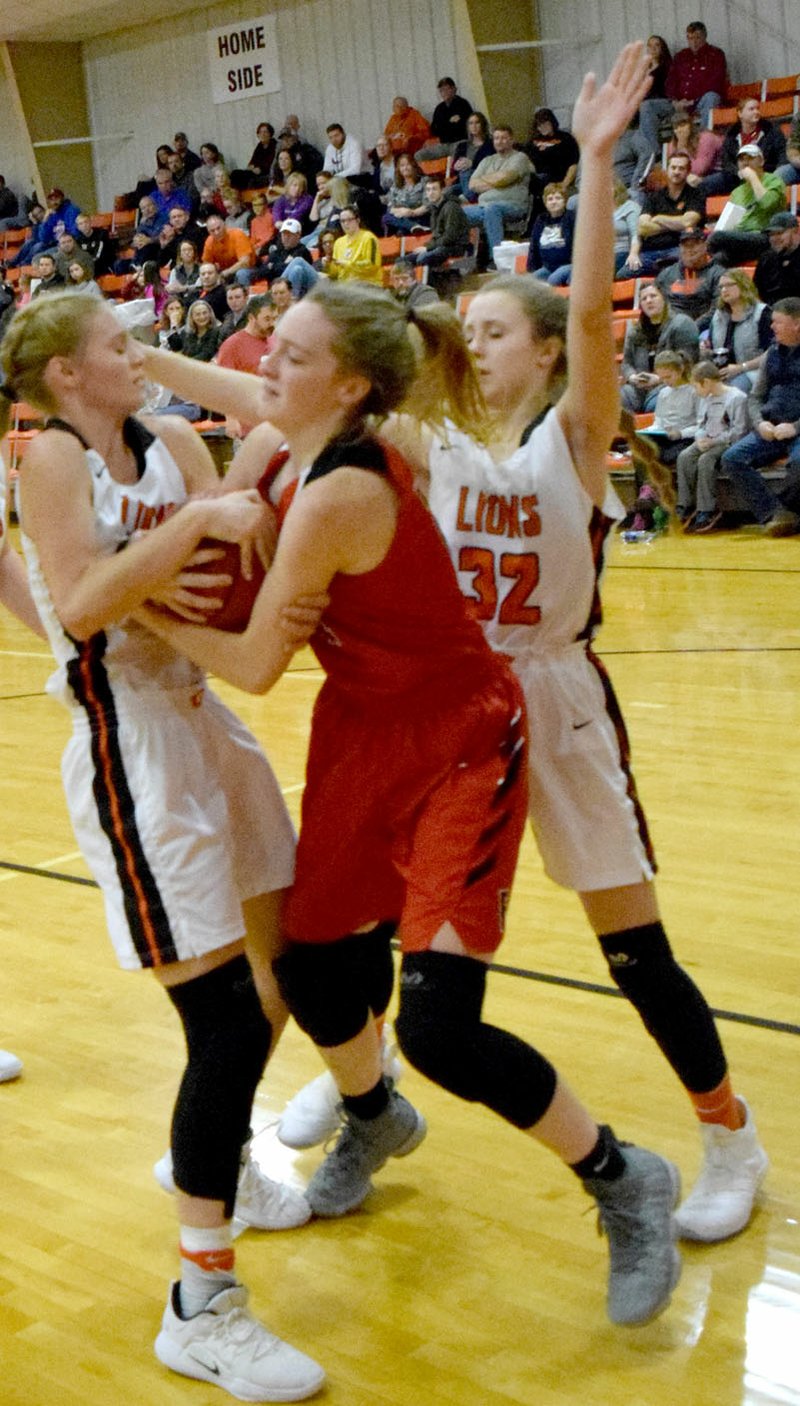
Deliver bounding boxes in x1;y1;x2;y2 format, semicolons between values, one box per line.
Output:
160;537;267;632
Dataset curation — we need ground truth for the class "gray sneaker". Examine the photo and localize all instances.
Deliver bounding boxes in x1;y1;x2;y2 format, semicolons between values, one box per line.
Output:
307;1090;427;1217
585;1146;681;1326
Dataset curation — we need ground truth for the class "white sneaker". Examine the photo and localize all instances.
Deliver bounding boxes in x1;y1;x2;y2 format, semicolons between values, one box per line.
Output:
153;1148;311;1231
675;1100;769;1242
278;1030;403;1150
155;1280;325;1401
0;1050;22;1083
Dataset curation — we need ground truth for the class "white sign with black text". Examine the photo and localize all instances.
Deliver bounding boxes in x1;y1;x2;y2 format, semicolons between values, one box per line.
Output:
207;14;281;105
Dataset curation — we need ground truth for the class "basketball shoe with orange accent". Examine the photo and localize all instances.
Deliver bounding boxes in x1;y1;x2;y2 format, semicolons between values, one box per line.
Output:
674;1100;768;1242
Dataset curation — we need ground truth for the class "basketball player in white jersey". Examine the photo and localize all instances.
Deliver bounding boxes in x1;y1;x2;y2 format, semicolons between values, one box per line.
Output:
0;295;325;1403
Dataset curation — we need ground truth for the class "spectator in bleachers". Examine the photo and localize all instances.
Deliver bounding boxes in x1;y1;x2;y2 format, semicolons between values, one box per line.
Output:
272;173;314;233
641;21;727;154
173;132;200;173
166;239;202;296
646;348;699;464
613;177;643;272
701;268;772;391
384;97;431;159
6;202;45;268
699;97;787;197
160;205;204;264
222;190;251;233
247;192;275;251
268;148;297;199
526;183;575;284
136;195;163;240
382;154;430;235
620;280;700;411
269;277;293;318
275;126;324;184
216;294;275;372
166;151;198;207
370;139;396;202
645;34;672;100
122;258;169;319
155;144;174;172
185;262;229;320
525;108;580;210
201;212;254;284
754;212;800;304
159;295;186;345
230;122;277;190
721;297;800;533
32;188;81;256
152;168;192;222
656;229;724;322
314;228;337;275
30;253;65;297
664;114;723;186
675;359;749;531
450;112;493;199
73;211;114;275
170;296;223;361
617;151;704;277
54;231;93;282
421;77;473;156
707;146;787;265
775;114;800;192
0;176;19;232
463;126;533;265
242;218;318;297
388;256;439;309
323;123;370;182
413;174;470;268
218;283;250;343
193;143;226;202
327;206;382;283
64;260;100;296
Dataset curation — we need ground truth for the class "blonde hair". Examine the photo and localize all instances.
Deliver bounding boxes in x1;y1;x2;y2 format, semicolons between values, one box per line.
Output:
0;292;102;437
618;407;676;517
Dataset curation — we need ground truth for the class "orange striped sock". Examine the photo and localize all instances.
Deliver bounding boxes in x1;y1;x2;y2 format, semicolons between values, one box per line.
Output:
689;1075;744;1131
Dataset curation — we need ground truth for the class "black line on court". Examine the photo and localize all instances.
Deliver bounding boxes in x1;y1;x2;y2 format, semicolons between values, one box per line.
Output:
0;691;52;702
0;860;98;888
4;861;797;1038
609;563;800;576
602;645;800;657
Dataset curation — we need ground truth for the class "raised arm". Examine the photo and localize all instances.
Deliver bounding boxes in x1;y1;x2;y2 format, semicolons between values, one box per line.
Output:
557;42;652;504
140;345;267;425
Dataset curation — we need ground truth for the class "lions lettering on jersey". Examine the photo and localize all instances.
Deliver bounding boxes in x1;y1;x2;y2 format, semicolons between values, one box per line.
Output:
456;487;541;539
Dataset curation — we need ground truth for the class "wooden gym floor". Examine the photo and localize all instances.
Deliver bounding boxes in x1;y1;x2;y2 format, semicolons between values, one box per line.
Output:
1;524;798;1406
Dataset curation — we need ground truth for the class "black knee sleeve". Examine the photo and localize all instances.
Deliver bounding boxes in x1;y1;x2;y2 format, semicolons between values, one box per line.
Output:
396;951;557;1129
599;922;727;1094
167;955;272;1216
273;923;395;1049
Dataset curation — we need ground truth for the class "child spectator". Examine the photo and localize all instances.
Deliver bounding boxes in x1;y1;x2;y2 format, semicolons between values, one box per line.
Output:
526;183;575;285
646;349;698;465
676;360;749;532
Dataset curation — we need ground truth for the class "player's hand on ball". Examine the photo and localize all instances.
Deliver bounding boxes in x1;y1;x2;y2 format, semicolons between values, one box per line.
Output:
281;593;330;648
212;490;273;579
149;546;233;623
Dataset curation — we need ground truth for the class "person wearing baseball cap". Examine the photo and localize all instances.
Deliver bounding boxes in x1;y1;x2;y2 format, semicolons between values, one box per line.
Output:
708;144;788;264
240;215;318;298
656;227;724;321
755;211;800;305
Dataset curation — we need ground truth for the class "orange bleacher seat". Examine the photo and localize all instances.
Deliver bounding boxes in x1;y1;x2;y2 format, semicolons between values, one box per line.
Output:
400;235;430;256
514;251;527;274
705;193;729;220
763;73;800;99
417;157;448;178
612;278;640;307
378;236;402;262
455;291;475;319
761;95;798;120
708;105;738;131
728;80;764;102
3;401;44;473
240;186;269;203
91;212;114;230
96;273;129;296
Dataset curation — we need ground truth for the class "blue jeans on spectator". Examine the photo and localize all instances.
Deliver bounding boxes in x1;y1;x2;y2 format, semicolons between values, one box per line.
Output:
530;264;572;286
463;201;527;259
639;93;722;154
382;214;430;235
776;162;800;188
616;244;680;279
237;257;319;297
9;237;50;267
721;430;800;521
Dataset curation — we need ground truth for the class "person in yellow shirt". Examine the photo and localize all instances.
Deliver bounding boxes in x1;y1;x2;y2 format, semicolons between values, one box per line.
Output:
327;207;382;284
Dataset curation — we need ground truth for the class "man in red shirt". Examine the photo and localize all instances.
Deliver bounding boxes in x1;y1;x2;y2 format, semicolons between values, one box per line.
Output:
201;213;253;284
216;294;274;373
640;21;727;154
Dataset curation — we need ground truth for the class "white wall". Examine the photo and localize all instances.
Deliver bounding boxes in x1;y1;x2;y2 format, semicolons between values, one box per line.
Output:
534;0;800;127
84;0;481;208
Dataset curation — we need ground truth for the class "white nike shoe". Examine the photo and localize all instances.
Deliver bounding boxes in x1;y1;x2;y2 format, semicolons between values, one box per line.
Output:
155;1280;325;1401
674;1099;769;1242
277;1030;403;1151
153;1146;311;1231
0;1050;22;1083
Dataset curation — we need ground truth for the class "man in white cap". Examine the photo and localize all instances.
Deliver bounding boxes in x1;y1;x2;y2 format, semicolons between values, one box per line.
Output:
708;145;787;263
240;216;319;297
